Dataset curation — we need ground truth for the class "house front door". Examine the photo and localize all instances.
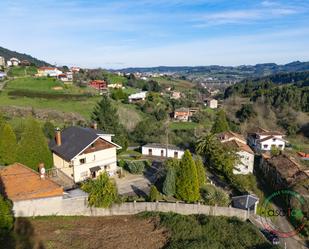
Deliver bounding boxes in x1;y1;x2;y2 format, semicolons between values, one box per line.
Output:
148;149;152;156
91;171;96;178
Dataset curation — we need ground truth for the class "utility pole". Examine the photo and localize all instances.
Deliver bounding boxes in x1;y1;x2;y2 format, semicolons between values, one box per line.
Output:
165;116;169;159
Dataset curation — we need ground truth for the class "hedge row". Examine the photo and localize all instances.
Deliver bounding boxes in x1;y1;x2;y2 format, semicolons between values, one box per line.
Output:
8;90;92;100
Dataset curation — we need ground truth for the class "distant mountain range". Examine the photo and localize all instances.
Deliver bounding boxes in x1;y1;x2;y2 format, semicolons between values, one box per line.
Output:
0;46;51;67
114;61;309;79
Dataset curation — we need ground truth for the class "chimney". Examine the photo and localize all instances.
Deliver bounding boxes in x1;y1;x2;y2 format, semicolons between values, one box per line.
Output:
92;122;98;130
55;128;62;146
38;163;46;179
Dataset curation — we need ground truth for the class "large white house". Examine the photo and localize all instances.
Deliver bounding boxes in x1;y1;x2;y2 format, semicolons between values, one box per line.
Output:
218;131;254;175
49;126;121;183
142;143;184;159
247;127;287;153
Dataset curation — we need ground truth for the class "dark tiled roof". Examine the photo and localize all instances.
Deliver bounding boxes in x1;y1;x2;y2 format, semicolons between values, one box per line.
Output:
143;143;183;151
49;126;113;161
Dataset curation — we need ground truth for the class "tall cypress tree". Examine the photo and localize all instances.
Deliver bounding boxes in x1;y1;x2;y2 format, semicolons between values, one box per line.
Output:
0;123;17;165
16;118;52;170
211;109;230;134
163;167;176;196
195;156;207;187
176;150;200;202
92;95;128;150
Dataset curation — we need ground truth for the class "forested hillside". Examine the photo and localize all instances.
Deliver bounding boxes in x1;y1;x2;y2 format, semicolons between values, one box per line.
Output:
0;46;51;66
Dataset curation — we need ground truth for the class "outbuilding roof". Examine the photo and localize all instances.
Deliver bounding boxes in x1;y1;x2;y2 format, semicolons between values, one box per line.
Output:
0;163;63;201
49;126;115;161
232;194;259;210
142;143;183;151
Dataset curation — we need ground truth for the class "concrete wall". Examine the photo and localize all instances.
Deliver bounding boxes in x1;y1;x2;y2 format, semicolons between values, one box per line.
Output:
13;197;248;220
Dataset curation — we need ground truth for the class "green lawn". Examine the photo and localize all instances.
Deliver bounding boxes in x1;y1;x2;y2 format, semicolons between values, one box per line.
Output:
169;121;199;130
7;66;38;77
104;72;128;84
154;76;195;90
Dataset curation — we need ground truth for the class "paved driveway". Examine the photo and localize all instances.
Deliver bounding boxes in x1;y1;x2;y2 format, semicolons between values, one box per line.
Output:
115;173;151;197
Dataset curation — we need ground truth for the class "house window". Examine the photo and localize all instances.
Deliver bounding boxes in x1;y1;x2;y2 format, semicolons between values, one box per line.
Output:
278;144;283;148
161;150;164;157
272;138;276;142
91;143;95;148
79;158;86;164
148;149;152;156
263;145;268;149
174;151;178;158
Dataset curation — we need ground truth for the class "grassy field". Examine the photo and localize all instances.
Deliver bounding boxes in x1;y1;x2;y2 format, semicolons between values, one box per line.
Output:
153;76;195;90
0;77;101;119
104;72;128;84
169;121;199;130
7;66;38;77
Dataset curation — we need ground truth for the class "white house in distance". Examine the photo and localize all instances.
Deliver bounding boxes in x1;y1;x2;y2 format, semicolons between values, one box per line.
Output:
217;131;254;174
128;91;147;103
205;99;218;109
247;127;287;153
37;67;63;77
142;143;184;159
7;57;20;67
49;126;121;183
0;56;5;67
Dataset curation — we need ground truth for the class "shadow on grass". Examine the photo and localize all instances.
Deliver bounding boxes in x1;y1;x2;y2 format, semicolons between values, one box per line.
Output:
0;218;45;249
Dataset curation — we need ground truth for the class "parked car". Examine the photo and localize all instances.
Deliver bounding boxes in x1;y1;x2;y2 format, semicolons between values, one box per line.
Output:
261;229;280;245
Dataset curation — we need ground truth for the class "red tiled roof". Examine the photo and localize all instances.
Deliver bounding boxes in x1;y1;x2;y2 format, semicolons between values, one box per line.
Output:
0;163;63;201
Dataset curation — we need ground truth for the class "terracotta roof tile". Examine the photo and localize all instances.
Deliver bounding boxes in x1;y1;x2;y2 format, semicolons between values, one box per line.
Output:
0;163;63;201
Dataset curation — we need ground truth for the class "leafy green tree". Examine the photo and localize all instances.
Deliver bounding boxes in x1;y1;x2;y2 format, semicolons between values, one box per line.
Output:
200;185;229;206
149;185;160;202
0;124;17;165
43;121;55;140
0;195;14;234
196;134;238;180
176;150;200;202
270;145;280;156
16;118;53;170
81;172;118;208
236;104;256;122
163;159;178;197
211;109;230;134
92;95;128;150
195;156;207;187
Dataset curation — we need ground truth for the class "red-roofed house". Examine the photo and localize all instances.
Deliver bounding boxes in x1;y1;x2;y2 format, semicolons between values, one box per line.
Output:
89;80;108;93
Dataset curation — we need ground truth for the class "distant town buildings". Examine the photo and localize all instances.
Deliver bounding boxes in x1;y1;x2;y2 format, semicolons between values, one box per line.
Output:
58;71;73;83
142;143;184;159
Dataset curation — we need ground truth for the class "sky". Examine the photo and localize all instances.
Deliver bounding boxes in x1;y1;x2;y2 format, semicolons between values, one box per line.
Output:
1;0;309;68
